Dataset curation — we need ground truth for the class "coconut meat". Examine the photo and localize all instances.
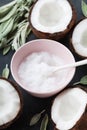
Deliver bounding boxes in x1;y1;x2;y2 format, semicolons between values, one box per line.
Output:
72;19;87;57
31;0;72;33
0;79;21;126
51;88;87;130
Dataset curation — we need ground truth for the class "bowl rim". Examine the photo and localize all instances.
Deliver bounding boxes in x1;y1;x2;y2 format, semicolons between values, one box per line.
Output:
11;39;76;96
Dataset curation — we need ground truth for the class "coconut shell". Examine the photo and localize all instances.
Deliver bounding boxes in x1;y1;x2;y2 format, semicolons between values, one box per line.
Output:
29;0;77;40
70;18;87;58
52;85;87;130
0;78;23;129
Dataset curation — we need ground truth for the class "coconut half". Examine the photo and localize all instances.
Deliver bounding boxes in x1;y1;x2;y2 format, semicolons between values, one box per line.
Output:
0;78;22;129
29;0;76;40
51;87;87;130
71;18;87;57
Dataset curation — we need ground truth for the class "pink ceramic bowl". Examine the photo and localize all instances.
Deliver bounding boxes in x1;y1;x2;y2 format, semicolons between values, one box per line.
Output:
11;39;75;98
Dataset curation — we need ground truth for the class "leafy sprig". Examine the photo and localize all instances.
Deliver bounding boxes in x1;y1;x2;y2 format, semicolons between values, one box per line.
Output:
0;0;35;54
29;110;49;130
29;110;45;126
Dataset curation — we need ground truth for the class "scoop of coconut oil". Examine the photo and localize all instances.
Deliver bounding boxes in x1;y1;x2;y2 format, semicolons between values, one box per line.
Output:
18;52;69;93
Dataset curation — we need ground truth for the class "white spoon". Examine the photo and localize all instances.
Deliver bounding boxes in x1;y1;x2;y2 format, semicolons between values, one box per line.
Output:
50;59;87;74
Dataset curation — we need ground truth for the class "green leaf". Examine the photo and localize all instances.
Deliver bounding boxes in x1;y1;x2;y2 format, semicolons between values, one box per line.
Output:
30;113;41;126
40;114;48;130
74;75;87;85
0;4;17;23
82;0;87;17
3;46;10;55
2;64;10;79
0;38;7;48
29;110;45;126
80;75;87;85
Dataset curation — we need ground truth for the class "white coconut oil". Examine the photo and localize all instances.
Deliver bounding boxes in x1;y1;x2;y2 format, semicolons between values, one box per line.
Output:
18;52;69;93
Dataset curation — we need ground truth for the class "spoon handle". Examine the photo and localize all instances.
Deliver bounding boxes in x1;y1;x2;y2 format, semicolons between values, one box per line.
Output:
53;59;87;72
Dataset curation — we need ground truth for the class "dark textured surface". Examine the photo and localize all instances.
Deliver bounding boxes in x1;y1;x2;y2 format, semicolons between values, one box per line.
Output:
0;0;87;130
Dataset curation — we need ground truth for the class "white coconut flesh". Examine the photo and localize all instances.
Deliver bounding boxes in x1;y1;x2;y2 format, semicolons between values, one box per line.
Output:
51;88;87;130
0;79;21;126
31;0;72;33
72;18;87;57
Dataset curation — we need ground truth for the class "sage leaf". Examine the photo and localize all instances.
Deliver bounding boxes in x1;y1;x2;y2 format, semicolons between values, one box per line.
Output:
0;18;12;33
20;23;28;45
0;4;17;23
0;1;16;12
29;110;45;126
2;64;10;79
82;0;87;17
40;114;48;130
80;75;87;85
0;18;14;39
74;75;87;85
3;46;10;55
